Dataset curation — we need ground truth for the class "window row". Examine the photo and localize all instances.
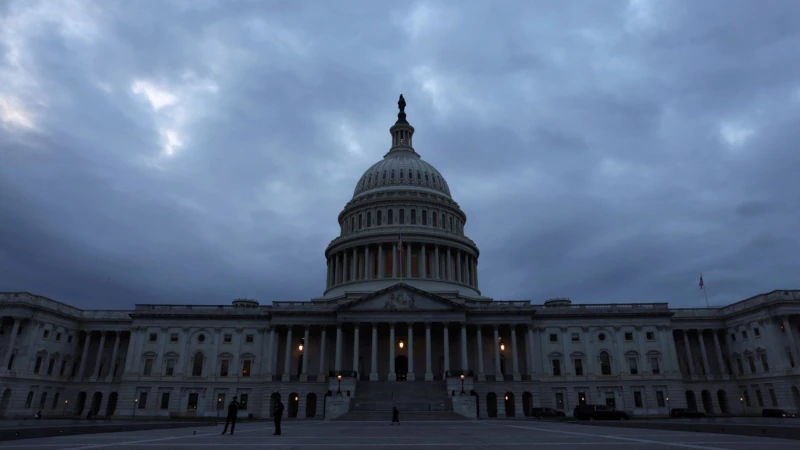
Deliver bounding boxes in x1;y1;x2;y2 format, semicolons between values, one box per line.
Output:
549;352;662;376
24;390;62;410
548;330;658;343
741;385;780;409
342;207;463;235
145;332;256;344
136;391;251;411
141;353;254;378
359;168;445;192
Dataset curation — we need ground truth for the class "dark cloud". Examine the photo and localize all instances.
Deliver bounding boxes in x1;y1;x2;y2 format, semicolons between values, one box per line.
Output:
1;0;798;309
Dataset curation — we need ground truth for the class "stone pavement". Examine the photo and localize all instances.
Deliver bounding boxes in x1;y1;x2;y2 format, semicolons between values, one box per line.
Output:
0;419;798;449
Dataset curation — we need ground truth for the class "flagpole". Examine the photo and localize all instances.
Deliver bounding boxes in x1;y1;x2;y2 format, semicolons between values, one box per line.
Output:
703;285;710;308
700;272;710;308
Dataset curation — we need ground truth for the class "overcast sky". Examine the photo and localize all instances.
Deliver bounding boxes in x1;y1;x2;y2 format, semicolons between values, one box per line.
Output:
1;0;798;310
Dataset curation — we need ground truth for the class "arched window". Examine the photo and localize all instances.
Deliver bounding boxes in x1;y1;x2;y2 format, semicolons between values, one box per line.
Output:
449;217;453;231
399;169;404;179
368;174;372;184
408;169;413;179
425;173;429;182
432;212;438;227
377;210;383;226
410;209;416;224
192;352;204;377
366;212;372;227
350;217;355;232
382;171;387;180
441;214;445;228
422;210;428;225
388;209;394;225
391;169;395;179
399;209;405;224
599;352;612;375
417;172;421;181
358;214;363;229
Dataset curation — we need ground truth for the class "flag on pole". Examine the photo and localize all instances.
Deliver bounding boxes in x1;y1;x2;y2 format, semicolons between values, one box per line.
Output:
699;273;704;290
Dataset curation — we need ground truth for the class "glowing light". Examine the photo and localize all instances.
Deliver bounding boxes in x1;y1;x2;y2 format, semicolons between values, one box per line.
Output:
337;375;342;380
399;339;404;349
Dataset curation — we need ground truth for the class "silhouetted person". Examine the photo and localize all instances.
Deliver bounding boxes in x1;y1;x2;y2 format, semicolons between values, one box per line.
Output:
221;396;240;435
273;400;284;435
391;406;399;425
34;410;42;419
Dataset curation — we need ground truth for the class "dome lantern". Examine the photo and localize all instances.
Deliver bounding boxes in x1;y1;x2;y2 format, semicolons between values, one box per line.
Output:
388;94;417;155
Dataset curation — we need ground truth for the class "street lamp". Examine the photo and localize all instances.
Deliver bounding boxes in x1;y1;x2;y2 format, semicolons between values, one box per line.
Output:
739;396;745;415
299;338;304;352
460;374;465;394
217;397;222;418
337;374;342;395
399;339;404;349
63;399;68;417
499;338;505;352
133;398;138;420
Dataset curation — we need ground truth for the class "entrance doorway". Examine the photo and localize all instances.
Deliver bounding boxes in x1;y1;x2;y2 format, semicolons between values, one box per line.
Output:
395;355;408;381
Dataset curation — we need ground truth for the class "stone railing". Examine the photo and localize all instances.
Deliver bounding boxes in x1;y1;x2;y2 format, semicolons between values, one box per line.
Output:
326;226;478;249
463;300;531;309
670;308;722;318
719;290;800;315
536;303;671;314
271;302;334;311
132;304;271;315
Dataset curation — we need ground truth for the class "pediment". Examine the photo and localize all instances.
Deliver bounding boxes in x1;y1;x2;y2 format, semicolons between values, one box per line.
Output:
337;283;463;312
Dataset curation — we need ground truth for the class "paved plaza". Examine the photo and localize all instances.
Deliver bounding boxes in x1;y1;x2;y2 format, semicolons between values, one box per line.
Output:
0;420;798;450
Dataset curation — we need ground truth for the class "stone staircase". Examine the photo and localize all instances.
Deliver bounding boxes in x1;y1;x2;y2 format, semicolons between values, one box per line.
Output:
337;381;465;421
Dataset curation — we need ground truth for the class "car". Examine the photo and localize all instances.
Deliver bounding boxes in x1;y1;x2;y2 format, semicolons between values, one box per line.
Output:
573;404;631;420
670;408;707;418
531;407;566;419
762;408;796;418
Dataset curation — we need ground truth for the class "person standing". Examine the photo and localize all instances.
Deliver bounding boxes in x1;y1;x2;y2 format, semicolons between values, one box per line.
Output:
221;396;240;435
391;406;400;425
273;399;285;435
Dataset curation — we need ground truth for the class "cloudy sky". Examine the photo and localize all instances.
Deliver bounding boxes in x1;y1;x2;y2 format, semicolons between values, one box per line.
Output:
1;0;798;310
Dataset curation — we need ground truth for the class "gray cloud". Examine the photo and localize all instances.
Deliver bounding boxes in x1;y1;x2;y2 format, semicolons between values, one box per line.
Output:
1;0;799;309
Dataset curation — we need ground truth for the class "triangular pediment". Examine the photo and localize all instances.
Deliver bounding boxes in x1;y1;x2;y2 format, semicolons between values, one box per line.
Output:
336;283;464;312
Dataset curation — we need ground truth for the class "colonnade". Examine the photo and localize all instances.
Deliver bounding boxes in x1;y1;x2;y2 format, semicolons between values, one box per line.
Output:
325;243;478;289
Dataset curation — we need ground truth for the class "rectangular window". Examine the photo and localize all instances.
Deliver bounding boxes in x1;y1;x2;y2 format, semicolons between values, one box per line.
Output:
768;388;778;407
223;334;232;343
56;332;62;341
625;332;633;341
43;329;50;339
633;391;643;408
245;334;254;343
551;359;561;376
555;393;564;410
138;392;148;409
68;335;73;343
377;210;383;226
165;359;175;376
787;349;796;368
160;393;170;409
149;333;157;342
188;393;199;410
737;358;744;375
239;394;249;410
743;390;751;407
52;392;60;409
577;392;586;405
143;358;154;376
170;333;179;343
39;392;48;409
656;390;665;407
650;357;660;375
628;357;638;375
742;330;748;339
605;392;616;408
730;333;736;342
549;333;558;343
646;332;655;341
755;389;764;407
570;333;580;342
760;353;769;372
242;360;252;377
754;327;760;337
574;359;583;376
220;360;229;377
47;358;55;375
33;357;42;374
60;360;68;376
748;356;756;373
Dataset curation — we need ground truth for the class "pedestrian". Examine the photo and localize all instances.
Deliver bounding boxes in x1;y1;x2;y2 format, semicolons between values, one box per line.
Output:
391;406;399;425
273;399;285;435
221;396;240;435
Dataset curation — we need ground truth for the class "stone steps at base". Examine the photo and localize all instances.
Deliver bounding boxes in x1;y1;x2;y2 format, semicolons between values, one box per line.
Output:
335;410;467;421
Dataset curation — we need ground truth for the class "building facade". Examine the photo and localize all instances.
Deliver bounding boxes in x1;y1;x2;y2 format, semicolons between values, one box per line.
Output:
1;97;799;420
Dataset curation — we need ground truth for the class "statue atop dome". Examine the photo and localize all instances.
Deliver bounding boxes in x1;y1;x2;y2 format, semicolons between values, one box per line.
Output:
398;94;406;113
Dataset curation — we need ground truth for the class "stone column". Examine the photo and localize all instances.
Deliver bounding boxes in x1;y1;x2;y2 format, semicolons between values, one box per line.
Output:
326;259;331;288
682;330;696;377
352;248;358;281
476;326;485;380
3;319;20;369
456;250;462;283
106;332;121;381
406;243;412;278
392;244;398;278
474;259;479;287
443;323;450;374
378;245;385;279
712;331;726;376
124;329;139;375
343;252;349;282
335;325;343;372
301;326;310;380
282;327;292;381
335;254;341;284
425;323;433;381
317;327;327;379
493;326;502;378
364;246;370;279
460;323;468;371
697;331;711;377
77;332;92;378
527;326;535;376
421;244;427;278
407;323;415;380
352;324;360;377
370;323;379;381
783;317;798;368
446;247;451;280
267;328;276;376
389;323;396;381
510;326;521;380
434;246;440;280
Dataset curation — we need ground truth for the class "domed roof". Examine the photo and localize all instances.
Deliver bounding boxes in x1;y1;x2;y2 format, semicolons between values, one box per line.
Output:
353;153;451;198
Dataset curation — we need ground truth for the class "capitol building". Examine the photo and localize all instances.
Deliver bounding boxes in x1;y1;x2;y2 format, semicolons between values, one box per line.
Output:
1;96;799;420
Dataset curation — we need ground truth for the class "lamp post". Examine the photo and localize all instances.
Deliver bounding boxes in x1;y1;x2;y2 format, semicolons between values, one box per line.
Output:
337;374;342;395
217;397;222;419
460;374;465;395
739;396;744;416
665;396;670;415
63;399;68;417
133;398;138;420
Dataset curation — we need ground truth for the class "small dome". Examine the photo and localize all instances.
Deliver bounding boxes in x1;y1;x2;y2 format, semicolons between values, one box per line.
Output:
353;153;451;198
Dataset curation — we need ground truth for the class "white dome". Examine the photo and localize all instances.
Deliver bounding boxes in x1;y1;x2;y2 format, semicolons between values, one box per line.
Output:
353;152;451;199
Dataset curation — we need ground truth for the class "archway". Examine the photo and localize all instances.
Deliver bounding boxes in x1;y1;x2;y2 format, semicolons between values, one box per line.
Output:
504;392;515;417
306;393;317;418
297;355;303;377
486;392;497;418
91;392;103;416
500;355;506;376
269;392;281;418
471;391;479;418
791;386;800;411
522;392;533;417
75;392;87;416
0;389;11;418
288;392;299;418
685;390;697;410
395;355;408;381
106;392;118;416
701;390;713;414
716;390;729;414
